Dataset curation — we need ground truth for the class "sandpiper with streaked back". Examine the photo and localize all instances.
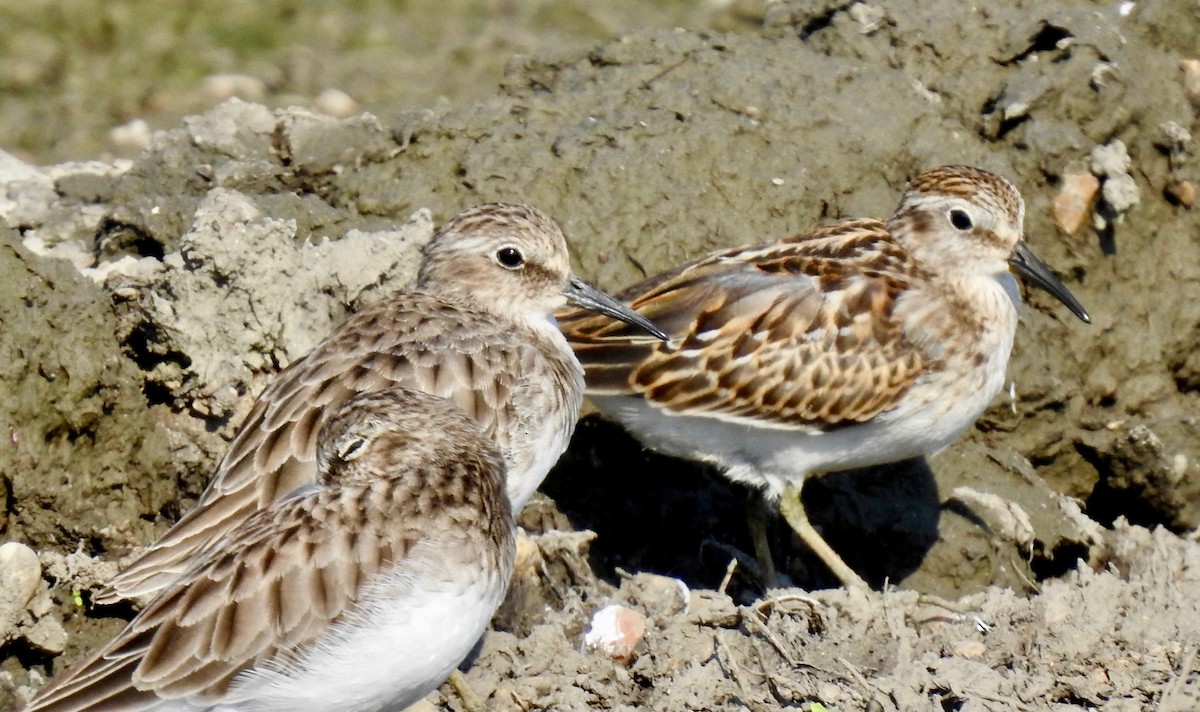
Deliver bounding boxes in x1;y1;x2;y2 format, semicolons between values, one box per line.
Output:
559;165;1090;590
23;388;515;712
94;202;667;604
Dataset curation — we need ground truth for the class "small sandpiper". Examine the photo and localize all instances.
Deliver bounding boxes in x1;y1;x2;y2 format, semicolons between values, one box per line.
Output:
23;388;514;711
559;165;1090;589
95;202;667;603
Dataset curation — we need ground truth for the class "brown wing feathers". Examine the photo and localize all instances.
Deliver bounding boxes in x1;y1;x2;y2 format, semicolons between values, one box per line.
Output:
97;294;521;605
35;485;422;712
560;221;929;429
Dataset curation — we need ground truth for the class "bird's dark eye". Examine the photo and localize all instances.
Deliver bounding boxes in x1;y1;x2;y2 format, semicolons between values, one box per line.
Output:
948;209;973;231
338;437;366;461
496;247;524;269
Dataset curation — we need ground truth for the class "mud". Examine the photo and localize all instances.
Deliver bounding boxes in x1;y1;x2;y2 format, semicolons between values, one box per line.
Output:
443;520;1200;711
2;0;1200;710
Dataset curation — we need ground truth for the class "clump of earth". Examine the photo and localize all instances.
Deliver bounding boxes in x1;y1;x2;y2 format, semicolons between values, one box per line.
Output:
2;1;1200;710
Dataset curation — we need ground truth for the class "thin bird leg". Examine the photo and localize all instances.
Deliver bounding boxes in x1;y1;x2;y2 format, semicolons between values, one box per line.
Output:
777;480;870;591
447;669;487;712
745;494;780;589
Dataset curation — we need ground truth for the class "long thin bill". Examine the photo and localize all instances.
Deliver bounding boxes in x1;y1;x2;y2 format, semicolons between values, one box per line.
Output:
1009;242;1091;324
564;275;671;342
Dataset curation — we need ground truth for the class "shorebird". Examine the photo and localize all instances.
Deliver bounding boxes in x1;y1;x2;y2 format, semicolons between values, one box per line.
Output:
94;202;667;604
558;165;1090;589
22;388;515;711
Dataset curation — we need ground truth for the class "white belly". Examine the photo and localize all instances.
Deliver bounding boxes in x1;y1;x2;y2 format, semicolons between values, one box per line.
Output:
217;550;506;712
591;351;1008;501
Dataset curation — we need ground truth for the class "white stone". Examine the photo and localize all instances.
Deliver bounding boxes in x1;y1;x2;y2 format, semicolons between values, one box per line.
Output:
0;542;41;642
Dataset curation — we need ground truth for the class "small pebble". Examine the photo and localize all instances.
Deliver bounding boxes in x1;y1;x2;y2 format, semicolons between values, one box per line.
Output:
1090;140;1141;225
315;88;359;118
1179;59;1200;108
1052;172;1100;235
1102;172;1140;216
1091;140;1132;176
584;604;646;665
0;542;41;641
204;73;267;102
1165;179;1195;208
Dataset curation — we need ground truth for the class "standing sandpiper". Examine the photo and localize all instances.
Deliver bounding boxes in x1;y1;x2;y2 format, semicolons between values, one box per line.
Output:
94;202;667;603
23;388;515;711
558;166;1090;590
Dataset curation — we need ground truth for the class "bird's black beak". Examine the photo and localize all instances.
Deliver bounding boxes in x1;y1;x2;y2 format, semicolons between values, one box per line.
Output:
563;275;671;342
1009;242;1091;324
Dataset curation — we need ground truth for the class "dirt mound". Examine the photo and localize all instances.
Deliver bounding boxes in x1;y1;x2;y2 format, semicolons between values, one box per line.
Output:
453;519;1199;711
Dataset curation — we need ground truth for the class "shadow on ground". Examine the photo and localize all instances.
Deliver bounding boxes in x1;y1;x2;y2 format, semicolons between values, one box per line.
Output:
537;415;942;599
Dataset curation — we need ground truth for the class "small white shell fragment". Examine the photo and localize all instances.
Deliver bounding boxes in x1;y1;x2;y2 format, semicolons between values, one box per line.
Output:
584;604;646;665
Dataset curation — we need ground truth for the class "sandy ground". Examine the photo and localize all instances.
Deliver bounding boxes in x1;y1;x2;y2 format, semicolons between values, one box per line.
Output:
2;1;1200;710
